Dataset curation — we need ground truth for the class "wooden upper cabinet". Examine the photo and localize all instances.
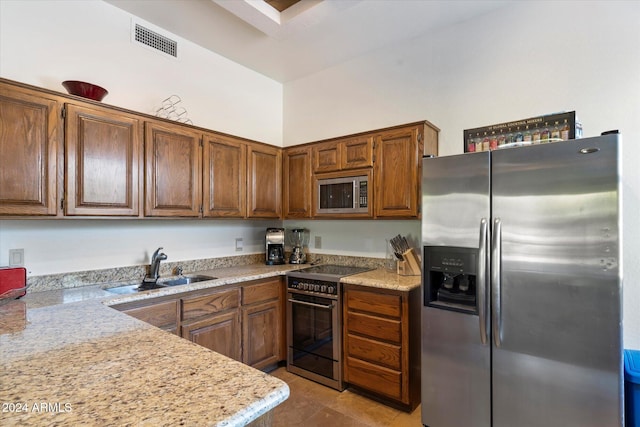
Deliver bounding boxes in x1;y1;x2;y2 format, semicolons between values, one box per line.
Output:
342;136;373;169
65;104;142;216
144;121;202;217
312;135;373;173
0;84;60;216
312;141;341;173
374;125;421;218
283;145;312;219
247;143;282;218
203;133;246;218
312;137;373;173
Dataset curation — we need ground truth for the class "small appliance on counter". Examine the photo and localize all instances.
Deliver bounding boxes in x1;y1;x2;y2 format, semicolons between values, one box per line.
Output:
288;228;309;264
0;266;27;302
265;228;285;265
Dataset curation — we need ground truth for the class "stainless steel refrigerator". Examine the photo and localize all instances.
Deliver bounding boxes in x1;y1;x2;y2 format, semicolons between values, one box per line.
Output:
420;134;623;427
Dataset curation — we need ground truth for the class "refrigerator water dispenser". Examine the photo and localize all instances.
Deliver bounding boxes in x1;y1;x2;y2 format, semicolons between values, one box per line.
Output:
423;246;478;313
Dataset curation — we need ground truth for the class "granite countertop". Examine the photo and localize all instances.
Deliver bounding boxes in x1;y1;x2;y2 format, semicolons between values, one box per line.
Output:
0;262;418;426
341;268;421;291
20;263;420;310
0;264;300;426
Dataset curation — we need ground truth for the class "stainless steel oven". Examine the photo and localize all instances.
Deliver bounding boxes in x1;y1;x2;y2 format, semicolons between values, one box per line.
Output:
286;265;372;391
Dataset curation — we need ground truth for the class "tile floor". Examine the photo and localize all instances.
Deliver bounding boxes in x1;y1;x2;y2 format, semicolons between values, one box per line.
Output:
270;367;422;427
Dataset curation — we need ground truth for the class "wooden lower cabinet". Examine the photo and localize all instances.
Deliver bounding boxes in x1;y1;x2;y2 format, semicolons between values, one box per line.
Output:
115;298;179;335
181;288;241;361
113;277;284;370
241;278;282;370
343;284;421;410
182;310;241;361
242;300;280;369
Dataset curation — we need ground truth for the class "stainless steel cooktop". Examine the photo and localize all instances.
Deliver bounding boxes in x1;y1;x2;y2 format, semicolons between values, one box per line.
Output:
287;264;372;282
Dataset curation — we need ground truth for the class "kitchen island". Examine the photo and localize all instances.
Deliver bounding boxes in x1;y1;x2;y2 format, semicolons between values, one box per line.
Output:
0;264;296;426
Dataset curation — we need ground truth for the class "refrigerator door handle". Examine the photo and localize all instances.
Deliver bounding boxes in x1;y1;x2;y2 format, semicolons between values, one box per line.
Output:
478;218;489;345
492;218;503;347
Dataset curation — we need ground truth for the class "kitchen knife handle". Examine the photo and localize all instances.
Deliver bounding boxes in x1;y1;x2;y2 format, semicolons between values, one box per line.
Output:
478;218;489;345
491;218;503;347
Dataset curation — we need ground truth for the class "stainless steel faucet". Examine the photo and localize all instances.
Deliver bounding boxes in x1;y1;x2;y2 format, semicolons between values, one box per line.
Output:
143;247;167;285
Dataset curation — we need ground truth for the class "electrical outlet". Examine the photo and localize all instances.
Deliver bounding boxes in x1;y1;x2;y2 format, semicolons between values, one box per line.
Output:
315;236;322;249
9;249;24;267
235;238;243;252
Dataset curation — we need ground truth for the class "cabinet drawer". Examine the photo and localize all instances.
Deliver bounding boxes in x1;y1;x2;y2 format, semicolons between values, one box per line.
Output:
346;289;402;318
346;334;401;370
346;311;401;344
346;356;402;401
182;288;239;321
242;279;280;305
122;300;178;331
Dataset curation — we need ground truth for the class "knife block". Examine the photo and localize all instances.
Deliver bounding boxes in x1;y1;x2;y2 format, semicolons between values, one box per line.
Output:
397;248;421;276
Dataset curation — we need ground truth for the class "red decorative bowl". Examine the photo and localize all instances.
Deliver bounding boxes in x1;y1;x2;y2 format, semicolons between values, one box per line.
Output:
61;80;108;101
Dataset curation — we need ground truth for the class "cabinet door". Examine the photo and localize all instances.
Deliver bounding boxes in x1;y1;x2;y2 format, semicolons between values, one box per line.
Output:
342;136;373;170
374;126;420;218
144;121;201;217
203;133;246;218
119;300;179;334
182;311;241;361
0;84;59;216
65;104;141;216
247;143;281;218
312;141;341;173
242;300;281;370
283;146;311;219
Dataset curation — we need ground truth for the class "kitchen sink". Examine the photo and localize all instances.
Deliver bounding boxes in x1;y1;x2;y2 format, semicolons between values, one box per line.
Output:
104;275;216;294
159;275;216;286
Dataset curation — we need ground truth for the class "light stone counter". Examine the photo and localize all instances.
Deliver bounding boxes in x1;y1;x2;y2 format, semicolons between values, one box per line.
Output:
1;262;417;426
341;268;421;291
0;263;303;426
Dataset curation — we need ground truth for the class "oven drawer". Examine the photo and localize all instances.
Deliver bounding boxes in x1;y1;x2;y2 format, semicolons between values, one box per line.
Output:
346;333;401;370
345;356;402;400
345;311;401;344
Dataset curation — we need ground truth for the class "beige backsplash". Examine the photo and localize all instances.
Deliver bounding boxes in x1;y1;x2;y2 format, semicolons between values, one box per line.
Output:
26;253;389;292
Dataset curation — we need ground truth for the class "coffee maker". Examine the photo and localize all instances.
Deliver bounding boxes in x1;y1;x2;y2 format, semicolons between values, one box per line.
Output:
265;228;285;265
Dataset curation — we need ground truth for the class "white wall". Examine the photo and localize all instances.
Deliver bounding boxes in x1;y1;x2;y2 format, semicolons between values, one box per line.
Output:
283;1;640;347
0;0;283;145
0;0;284;276
0;219;279;275
283;219;420;260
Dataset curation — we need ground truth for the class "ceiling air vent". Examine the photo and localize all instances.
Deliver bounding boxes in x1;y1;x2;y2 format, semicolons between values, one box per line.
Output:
132;21;178;59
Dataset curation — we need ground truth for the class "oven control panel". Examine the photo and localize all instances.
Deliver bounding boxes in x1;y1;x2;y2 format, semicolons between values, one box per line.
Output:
287;278;337;296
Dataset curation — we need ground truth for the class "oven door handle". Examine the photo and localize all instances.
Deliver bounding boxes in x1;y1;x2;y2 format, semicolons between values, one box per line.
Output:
288;298;334;309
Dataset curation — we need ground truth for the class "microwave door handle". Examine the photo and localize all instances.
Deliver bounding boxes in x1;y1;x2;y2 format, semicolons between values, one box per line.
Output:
353;181;357;208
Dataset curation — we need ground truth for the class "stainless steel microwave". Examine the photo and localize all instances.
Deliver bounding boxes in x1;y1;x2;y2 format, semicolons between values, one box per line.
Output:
315;174;369;215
